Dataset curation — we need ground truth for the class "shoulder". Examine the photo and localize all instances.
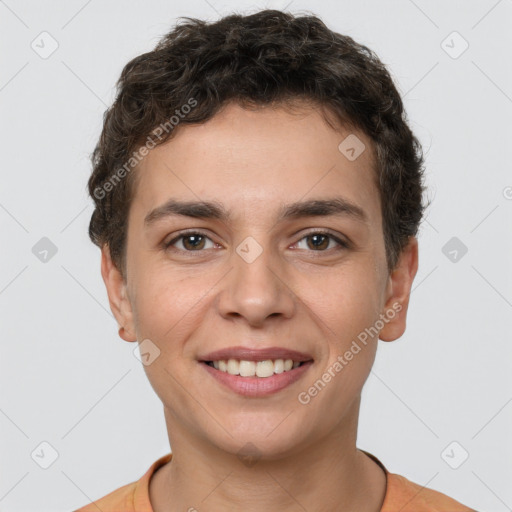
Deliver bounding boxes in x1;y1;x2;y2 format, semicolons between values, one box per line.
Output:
383;472;477;512
73;481;137;512
73;453;172;512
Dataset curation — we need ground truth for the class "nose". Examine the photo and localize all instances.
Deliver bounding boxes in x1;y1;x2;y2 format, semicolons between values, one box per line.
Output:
216;245;296;327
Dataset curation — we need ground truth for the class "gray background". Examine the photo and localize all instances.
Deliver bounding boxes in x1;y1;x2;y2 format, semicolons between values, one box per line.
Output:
1;0;511;510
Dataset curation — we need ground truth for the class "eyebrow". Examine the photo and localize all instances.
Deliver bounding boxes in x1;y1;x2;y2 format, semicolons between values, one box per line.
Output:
144;197;368;227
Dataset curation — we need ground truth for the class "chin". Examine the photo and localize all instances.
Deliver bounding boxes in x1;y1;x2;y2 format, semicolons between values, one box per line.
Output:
214;422;305;461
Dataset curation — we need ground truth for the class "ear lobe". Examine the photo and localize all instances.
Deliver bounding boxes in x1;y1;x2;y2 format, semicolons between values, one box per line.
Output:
100;245;137;342
379;237;419;342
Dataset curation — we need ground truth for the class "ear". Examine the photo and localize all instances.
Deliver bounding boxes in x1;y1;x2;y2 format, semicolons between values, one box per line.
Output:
379;236;419;342
100;245;137;342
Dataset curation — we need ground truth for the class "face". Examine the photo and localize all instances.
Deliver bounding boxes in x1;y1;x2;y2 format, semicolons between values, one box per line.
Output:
102;101;418;459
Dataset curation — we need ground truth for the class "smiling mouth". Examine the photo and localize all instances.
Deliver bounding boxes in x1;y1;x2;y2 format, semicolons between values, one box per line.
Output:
202;359;312;378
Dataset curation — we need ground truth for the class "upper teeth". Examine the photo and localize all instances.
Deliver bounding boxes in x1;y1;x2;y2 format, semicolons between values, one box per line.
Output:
211;359;301;377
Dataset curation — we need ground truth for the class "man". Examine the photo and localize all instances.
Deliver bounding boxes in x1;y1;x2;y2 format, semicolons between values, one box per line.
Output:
76;9;476;511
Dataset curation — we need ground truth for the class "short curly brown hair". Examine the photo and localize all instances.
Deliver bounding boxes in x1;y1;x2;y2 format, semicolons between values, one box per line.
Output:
87;9;427;279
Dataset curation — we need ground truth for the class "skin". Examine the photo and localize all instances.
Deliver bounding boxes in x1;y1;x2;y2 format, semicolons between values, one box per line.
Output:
101;100;418;511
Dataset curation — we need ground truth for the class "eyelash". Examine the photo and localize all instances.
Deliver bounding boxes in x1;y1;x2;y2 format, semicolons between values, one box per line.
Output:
163;229;350;254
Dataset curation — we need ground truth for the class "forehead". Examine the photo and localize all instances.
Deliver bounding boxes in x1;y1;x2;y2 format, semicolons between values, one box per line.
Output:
130;101;381;226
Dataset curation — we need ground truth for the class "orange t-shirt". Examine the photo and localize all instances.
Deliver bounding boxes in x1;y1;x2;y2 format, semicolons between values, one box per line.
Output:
74;452;476;511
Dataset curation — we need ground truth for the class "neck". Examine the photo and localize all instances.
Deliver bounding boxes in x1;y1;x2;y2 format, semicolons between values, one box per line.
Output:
149;402;386;512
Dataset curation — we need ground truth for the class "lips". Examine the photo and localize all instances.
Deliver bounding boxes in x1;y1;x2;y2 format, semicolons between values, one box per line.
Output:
198;345;314;363
201;357;314;397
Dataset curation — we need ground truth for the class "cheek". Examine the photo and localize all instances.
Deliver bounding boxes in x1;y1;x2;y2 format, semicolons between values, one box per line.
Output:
130;266;216;353
132;273;204;398
130;270;182;339
296;264;382;397
297;263;382;339
299;275;380;418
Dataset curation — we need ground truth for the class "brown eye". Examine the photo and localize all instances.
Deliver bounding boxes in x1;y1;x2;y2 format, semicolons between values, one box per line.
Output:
181;234;206;250
306;233;330;250
294;231;349;252
165;232;216;251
